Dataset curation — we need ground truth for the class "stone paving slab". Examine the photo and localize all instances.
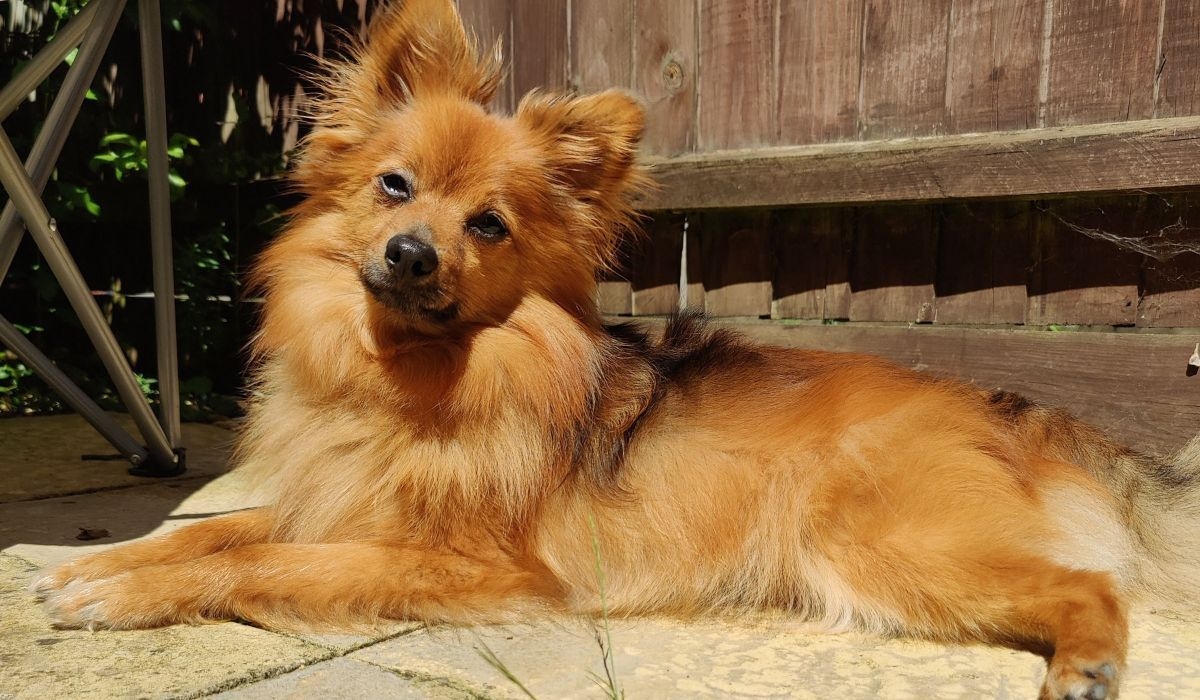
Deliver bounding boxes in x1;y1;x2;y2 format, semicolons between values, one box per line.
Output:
0;467;415;657
0;413;234;503
351;613;1200;699
0;469;261;568
0;553;334;700
209;656;471;700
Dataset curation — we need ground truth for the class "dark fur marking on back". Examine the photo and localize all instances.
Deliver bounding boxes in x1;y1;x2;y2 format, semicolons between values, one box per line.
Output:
986;389;1036;421
572;311;763;490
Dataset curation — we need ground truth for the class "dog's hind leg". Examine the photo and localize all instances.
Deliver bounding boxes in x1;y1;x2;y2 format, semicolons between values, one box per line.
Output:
986;565;1127;700
31;508;275;600
840;547;1128;700
40;539;559;631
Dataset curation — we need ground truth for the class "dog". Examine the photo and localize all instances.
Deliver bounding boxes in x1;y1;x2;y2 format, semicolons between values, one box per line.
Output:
33;2;1200;698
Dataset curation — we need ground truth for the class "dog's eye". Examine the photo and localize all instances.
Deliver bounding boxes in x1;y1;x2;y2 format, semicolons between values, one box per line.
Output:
467;212;508;241
378;172;412;202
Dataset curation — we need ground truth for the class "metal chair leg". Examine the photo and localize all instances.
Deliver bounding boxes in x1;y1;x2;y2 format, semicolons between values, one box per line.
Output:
138;0;182;448
0;128;179;472
0;314;148;464
0;0;185;475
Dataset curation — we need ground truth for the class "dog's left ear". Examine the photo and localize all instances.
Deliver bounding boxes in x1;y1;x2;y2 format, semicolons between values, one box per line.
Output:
294;0;501;196
518;90;647;206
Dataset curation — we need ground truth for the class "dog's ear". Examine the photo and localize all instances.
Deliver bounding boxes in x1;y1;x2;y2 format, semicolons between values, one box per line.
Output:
518;90;647;207
516;90;651;271
295;0;501;193
352;0;502;106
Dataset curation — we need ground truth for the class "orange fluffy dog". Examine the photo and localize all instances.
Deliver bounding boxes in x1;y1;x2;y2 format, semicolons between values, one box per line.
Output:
33;2;1200;698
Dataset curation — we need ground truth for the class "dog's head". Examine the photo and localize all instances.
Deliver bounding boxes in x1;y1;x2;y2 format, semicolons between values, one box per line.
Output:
277;0;647;337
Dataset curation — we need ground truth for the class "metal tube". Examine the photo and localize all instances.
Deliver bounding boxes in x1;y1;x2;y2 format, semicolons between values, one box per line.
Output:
137;0;181;448
0;313;147;462
0;0;103;120
0;0;127;284
0;127;176;467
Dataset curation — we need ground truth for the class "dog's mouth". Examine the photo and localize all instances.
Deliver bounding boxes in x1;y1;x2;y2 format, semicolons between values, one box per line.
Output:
360;264;459;323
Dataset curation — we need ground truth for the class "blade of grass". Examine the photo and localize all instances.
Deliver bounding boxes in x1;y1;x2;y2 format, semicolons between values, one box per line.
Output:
588;513;622;699
473;633;539;700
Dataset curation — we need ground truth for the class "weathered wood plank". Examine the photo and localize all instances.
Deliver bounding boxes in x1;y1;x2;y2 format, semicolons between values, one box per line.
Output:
945;0;1043;132
1136;194;1200;327
771;208;852;320
777;0;864;144
1027;198;1143;326
1156;0;1200;118
683;221;704;311
637;117;1200;211
848;206;938;323
1045;0;1160;125
624;318;1200;457
697;0;777;149
570;0;632;92
934;201;1032;325
510;1;568;99
694;211;773;317
633;0;697;155
456;0;514;113
631;213;684;316
859;0;952;138
597;244;633;316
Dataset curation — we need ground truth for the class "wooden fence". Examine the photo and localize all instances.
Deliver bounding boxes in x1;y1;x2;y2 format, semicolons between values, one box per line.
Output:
457;0;1200;457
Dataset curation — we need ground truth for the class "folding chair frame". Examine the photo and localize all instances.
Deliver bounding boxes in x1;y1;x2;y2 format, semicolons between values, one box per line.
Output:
0;0;184;476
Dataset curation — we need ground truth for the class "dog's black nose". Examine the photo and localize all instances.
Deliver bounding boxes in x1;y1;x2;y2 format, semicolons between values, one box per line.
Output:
385;234;438;280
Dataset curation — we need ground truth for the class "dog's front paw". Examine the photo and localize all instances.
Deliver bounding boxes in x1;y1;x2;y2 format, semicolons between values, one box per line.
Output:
42;578;120;630
42;570;197;630
30;552;126;601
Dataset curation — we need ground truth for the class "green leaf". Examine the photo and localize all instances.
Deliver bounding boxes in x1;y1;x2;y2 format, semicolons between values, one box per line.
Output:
167;171;187;189
89;152;119;169
99;133;138;148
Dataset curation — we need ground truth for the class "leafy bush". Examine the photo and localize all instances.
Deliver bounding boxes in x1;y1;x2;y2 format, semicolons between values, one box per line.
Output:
0;0;360;419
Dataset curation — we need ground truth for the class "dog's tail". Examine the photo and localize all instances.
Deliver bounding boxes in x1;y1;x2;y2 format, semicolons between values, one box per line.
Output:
1116;431;1200;604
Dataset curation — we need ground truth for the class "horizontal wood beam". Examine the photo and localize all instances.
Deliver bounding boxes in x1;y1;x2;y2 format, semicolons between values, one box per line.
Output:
637;117;1200;210
624;317;1200;457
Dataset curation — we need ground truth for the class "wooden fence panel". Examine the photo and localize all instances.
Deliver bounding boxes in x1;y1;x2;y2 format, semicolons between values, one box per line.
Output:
858;0;951;138
1045;0;1160;125
570;0;631;92
945;0;1043;132
848;206;938;322
697;0;777;149
1135;194;1200;327
1157;0;1200;118
693;211;773;317
771;208;852;320
935;202;1032;325
456;0;514;112
777;1;864;143
511;2;568;98
634;0;697;155
632;213;685;316
1027;198;1143;326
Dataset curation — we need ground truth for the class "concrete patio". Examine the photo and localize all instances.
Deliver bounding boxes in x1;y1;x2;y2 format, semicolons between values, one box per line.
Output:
2;413;1199;699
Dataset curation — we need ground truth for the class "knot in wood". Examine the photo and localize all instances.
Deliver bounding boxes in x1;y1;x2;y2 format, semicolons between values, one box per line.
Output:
661;58;684;92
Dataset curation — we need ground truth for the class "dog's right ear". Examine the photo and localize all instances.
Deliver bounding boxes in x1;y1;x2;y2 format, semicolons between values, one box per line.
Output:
295;0;502;193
